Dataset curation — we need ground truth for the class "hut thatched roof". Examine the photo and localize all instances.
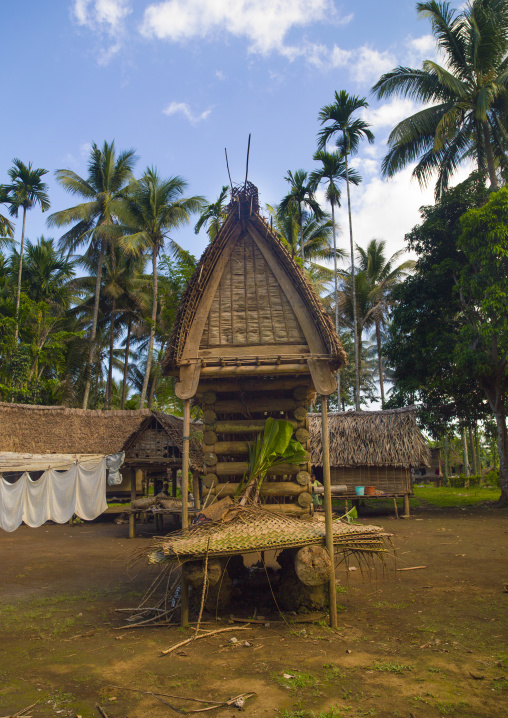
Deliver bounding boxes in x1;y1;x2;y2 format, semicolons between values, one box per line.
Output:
162;183;346;377
0;403;201;469
309;407;430;468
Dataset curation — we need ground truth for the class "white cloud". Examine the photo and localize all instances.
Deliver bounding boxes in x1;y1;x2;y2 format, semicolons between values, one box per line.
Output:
364;98;423;132
215;70;225;81
141;0;341;55
163;101;212;123
73;0;131;32
72;1;131;62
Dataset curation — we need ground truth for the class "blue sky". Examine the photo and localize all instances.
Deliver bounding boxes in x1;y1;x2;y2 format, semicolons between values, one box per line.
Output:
1;0;454;263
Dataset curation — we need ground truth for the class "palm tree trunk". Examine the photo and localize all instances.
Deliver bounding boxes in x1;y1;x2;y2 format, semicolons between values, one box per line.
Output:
482;121;498;189
331;201;341;407
299;205;305;265
14;206;27;343
462;426;470;477
375;318;385;406
345;153;360;410
468;425;476;475
105;299;116;410
140;245;158;407
148;374;157;409
121;315;132;410
82;239;105;410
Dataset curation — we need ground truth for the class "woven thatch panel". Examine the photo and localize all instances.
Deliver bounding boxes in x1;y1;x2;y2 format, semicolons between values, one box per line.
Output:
201;232;306;348
309;407;430;468
163;184;346;371
0;404;202;469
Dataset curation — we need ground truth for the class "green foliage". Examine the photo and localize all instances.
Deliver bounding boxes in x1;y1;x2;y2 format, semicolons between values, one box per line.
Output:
243;417;307;492
449;474;481;488
484;468;500;486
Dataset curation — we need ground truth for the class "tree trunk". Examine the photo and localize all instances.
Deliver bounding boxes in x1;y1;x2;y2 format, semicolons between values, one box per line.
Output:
345;153;360;410
14;206;27;343
331;201;341;406
443;434;449;483
299;205;305;265
82;239;105;410
140;244;158;408
121;315;132;410
468;426;476;475
462;426;470;477
493;409;508;505
105;299;115;410
148;373;157;409
375;317;385;406
482;121;498;190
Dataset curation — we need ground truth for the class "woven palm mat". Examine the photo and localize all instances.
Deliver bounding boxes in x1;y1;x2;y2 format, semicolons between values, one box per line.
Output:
151;505;390;562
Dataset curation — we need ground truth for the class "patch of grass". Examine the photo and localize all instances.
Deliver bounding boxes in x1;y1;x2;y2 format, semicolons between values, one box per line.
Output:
273;671;317;690
371;661;414;675
434;700;467;715
428;667;442;674
278;709;343;718
373;601;406;609
413;484;499;507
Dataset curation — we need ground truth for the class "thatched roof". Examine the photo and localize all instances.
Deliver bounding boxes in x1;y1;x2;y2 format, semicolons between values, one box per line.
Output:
309;407;430;468
163;183;346;375
0;403;201;469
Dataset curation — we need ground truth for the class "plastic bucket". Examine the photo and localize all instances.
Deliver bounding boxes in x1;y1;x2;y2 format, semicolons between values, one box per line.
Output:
355;486;365;496
365;486;376;496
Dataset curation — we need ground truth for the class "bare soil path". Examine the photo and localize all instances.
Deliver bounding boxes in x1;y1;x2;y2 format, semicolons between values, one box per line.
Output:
0;506;507;718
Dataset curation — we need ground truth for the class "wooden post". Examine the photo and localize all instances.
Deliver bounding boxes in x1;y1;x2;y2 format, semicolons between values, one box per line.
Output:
129;468;137;539
403;493;410;517
443;435;449;484
171;467;177;497
321;396;337;629
181;399;191;627
192;469;201;510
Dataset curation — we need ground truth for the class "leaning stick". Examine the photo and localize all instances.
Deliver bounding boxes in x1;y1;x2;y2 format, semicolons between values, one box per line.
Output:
160;625;250;655
396;565;427;571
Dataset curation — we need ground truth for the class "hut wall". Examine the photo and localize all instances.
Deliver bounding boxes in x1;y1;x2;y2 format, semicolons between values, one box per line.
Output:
124;424;182;463
330;465;411;494
106;468;144;496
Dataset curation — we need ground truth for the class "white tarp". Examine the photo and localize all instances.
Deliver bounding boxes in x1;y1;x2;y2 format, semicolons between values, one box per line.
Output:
0;457;110;532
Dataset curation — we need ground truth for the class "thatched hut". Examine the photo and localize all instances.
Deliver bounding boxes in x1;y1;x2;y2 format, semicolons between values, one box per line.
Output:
162;182;346;515
309;407;431;515
0;402;201;500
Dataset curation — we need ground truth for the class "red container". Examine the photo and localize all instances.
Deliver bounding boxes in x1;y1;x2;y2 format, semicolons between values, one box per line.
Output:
365;486;376;496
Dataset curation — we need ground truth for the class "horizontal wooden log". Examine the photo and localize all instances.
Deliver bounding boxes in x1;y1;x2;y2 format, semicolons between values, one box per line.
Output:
313;485;348;495
215;462;303;477
197;379;315;394
295;428;310;443
210;481;308;497
199;364;311;378
202;409;217;424
211;397;301;414
203;441;250;456
203;431;218;445
203;452;218;466
293;406;308;421
296;471;311;486
213;419;297;434
202;473;218;488
297;492;313;507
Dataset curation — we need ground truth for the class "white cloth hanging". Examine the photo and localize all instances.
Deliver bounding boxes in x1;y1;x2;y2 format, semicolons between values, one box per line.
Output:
0;458;108;532
106;452;125;485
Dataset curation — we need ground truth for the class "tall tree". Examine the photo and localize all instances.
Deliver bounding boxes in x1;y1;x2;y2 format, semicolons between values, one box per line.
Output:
119;168;204;407
356;239;414;405
1;159;50;341
372;0;508;197
279;170;323;265
47;140;137;409
194;185;229;241
317;91;375;409
310;150;362;402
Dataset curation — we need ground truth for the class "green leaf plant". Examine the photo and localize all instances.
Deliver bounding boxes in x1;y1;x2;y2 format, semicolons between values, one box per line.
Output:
238;417;307;504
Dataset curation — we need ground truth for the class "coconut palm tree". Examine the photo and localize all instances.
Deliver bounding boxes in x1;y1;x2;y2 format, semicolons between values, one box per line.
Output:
1;159;50;342
119;168;205;407
317;92;375;409
309;150;362;402
194;185;229;241
0;188;15;243
279;170;323;265
47;140;137;409
21;236;76;306
356;239;414;405
372;0;508;197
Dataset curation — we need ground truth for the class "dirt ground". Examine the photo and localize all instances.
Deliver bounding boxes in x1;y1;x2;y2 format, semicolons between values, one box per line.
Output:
1;503;507;718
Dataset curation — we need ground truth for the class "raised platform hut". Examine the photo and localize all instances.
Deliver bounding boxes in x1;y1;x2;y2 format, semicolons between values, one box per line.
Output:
309;407;431;516
162;182;346;626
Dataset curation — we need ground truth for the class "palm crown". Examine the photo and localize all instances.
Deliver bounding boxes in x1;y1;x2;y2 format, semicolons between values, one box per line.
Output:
372;0;508;197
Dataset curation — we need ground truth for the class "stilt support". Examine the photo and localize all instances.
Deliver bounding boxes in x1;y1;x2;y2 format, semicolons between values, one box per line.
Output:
321;396;337;629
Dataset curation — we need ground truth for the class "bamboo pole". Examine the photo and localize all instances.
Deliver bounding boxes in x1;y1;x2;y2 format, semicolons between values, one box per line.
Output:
181;399;191;627
192;469;201;510
462;426;470;477
321;396;337;629
129;468;137;539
